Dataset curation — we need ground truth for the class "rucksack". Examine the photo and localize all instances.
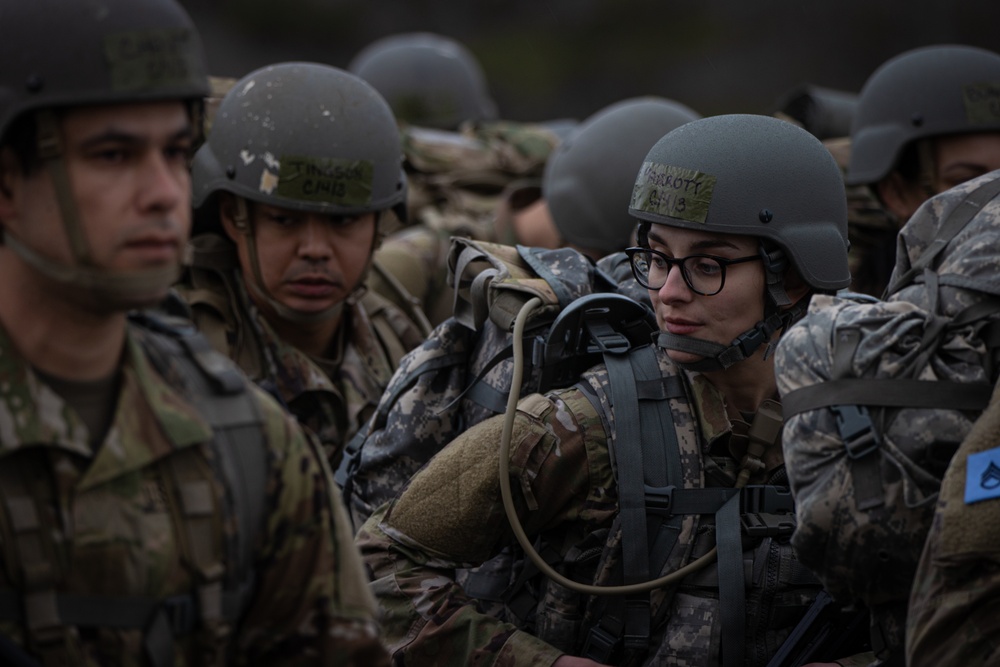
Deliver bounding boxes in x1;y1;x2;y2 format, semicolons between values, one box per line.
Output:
776;172;1000;653
340;238;652;522
0;312;269;667
342;239;819;666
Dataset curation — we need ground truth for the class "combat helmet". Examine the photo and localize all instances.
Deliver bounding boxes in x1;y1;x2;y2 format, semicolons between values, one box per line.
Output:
348;32;498;130
191;61;406;322
544;97;700;258
0;0;209;306
629;114;849;371
846;44;1000;186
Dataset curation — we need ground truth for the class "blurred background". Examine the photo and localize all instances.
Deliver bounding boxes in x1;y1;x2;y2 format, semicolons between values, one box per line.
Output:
180;0;1000;126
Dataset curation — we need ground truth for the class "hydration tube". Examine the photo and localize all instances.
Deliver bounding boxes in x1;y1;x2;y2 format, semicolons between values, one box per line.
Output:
498;296;735;595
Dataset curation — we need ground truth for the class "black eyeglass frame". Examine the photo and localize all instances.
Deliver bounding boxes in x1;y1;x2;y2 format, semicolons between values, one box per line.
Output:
625;246;761;296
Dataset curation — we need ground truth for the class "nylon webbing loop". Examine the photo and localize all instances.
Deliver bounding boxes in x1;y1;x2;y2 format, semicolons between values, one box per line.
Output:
717;493;745;667
781;378;993;417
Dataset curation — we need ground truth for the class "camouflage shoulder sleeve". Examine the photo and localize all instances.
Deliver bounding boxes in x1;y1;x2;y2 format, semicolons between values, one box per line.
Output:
907;383;1000;667
234;386;389;667
356;387;614;665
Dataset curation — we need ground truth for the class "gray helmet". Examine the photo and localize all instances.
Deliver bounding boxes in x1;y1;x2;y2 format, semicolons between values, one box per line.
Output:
630;114;850;292
192;62;406;219
545;97;700;257
846;44;1000;186
0;0;209;139
0;0;208;309
348;32;498;130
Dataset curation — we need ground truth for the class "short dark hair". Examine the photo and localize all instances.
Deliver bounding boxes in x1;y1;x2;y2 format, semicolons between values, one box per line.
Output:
0;111;45;176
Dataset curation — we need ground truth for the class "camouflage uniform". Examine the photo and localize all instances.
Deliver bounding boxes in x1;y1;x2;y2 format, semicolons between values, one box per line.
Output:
776;170;1000;662
176;237;425;469
357;346;815;666
0;319;389;666
370;120;562;326
906;382;1000;666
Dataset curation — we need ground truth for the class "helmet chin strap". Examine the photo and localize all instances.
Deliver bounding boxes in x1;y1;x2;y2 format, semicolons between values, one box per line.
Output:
656;245;804;373
1;110;181;311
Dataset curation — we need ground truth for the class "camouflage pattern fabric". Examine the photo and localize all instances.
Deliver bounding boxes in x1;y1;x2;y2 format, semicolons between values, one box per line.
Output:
176;244;424;470
348;244;640;528
906;381;1000;666
776;170;1000;659
356;346;815;666
0;320;389;666
370;119;561;327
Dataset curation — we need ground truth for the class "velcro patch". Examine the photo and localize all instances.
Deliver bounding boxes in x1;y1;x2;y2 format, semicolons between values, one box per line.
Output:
276;156;374;206
964;446;1000;504
629;162;716;224
963;82;1000;125
104;28;200;92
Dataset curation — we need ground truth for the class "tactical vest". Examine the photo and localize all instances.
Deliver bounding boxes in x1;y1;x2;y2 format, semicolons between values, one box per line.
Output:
0;313;268;667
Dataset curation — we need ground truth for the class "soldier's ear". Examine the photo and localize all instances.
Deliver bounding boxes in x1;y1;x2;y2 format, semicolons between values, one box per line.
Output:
876;172;924;222
217;193;243;243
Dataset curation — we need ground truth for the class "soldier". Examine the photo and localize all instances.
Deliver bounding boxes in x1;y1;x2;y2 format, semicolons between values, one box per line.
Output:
347;33;570;326
177;62;425;469
357;114;855;666
908;363;1000;666
347;32;498;132
845;44;1000;296
0;1;388;665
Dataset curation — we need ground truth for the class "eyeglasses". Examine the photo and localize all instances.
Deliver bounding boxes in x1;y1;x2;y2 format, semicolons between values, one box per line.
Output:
625;247;760;296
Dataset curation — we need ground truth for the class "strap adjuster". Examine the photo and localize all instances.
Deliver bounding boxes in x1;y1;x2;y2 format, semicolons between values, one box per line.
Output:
832;405;880;459
582;624;619;663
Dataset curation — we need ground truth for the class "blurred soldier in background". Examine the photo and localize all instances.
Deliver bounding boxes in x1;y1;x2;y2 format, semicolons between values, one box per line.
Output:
176;62;424;469
844;44;1000;296
0;1;388;664
774;83;896;298
349;32;571;326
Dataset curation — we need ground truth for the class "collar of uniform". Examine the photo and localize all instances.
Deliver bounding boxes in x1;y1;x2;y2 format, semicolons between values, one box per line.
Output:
255;310;340;406
0;325;212;479
687;372;734;450
76;329;213;491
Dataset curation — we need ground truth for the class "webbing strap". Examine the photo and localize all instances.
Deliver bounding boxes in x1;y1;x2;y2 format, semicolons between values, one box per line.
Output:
886;174;1000;297
604;352;651;650
717;493;745;667
781;378;993;417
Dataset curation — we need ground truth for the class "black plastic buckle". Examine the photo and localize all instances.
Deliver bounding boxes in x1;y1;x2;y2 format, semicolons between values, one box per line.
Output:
832;405;880;459
740;485;794;514
741;512;795;537
582;624;620;663
733;326;768;358
643;484;676;516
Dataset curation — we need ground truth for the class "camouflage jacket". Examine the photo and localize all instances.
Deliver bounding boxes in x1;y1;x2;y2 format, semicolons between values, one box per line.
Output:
0;319;389;666
176;235;425;469
370;120;561;327
906;382;1000;666
357;346;810;666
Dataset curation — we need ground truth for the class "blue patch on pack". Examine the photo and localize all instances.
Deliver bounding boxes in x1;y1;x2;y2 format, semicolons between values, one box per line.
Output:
965;447;1000;504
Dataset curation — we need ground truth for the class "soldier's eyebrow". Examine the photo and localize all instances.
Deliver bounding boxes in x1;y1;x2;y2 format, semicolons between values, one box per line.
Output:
78;125;193;150
646;229;740;253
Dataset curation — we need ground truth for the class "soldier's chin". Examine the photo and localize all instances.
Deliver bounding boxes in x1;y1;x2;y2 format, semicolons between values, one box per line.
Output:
665;348;704;366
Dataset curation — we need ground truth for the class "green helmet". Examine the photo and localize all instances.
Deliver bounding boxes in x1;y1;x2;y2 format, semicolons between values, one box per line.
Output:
0;0;209;139
846;44;1000;186
545;97;700;257
630;114;849;371
348;32;498;130
192;62;406;220
0;0;209;309
190;62;406;322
